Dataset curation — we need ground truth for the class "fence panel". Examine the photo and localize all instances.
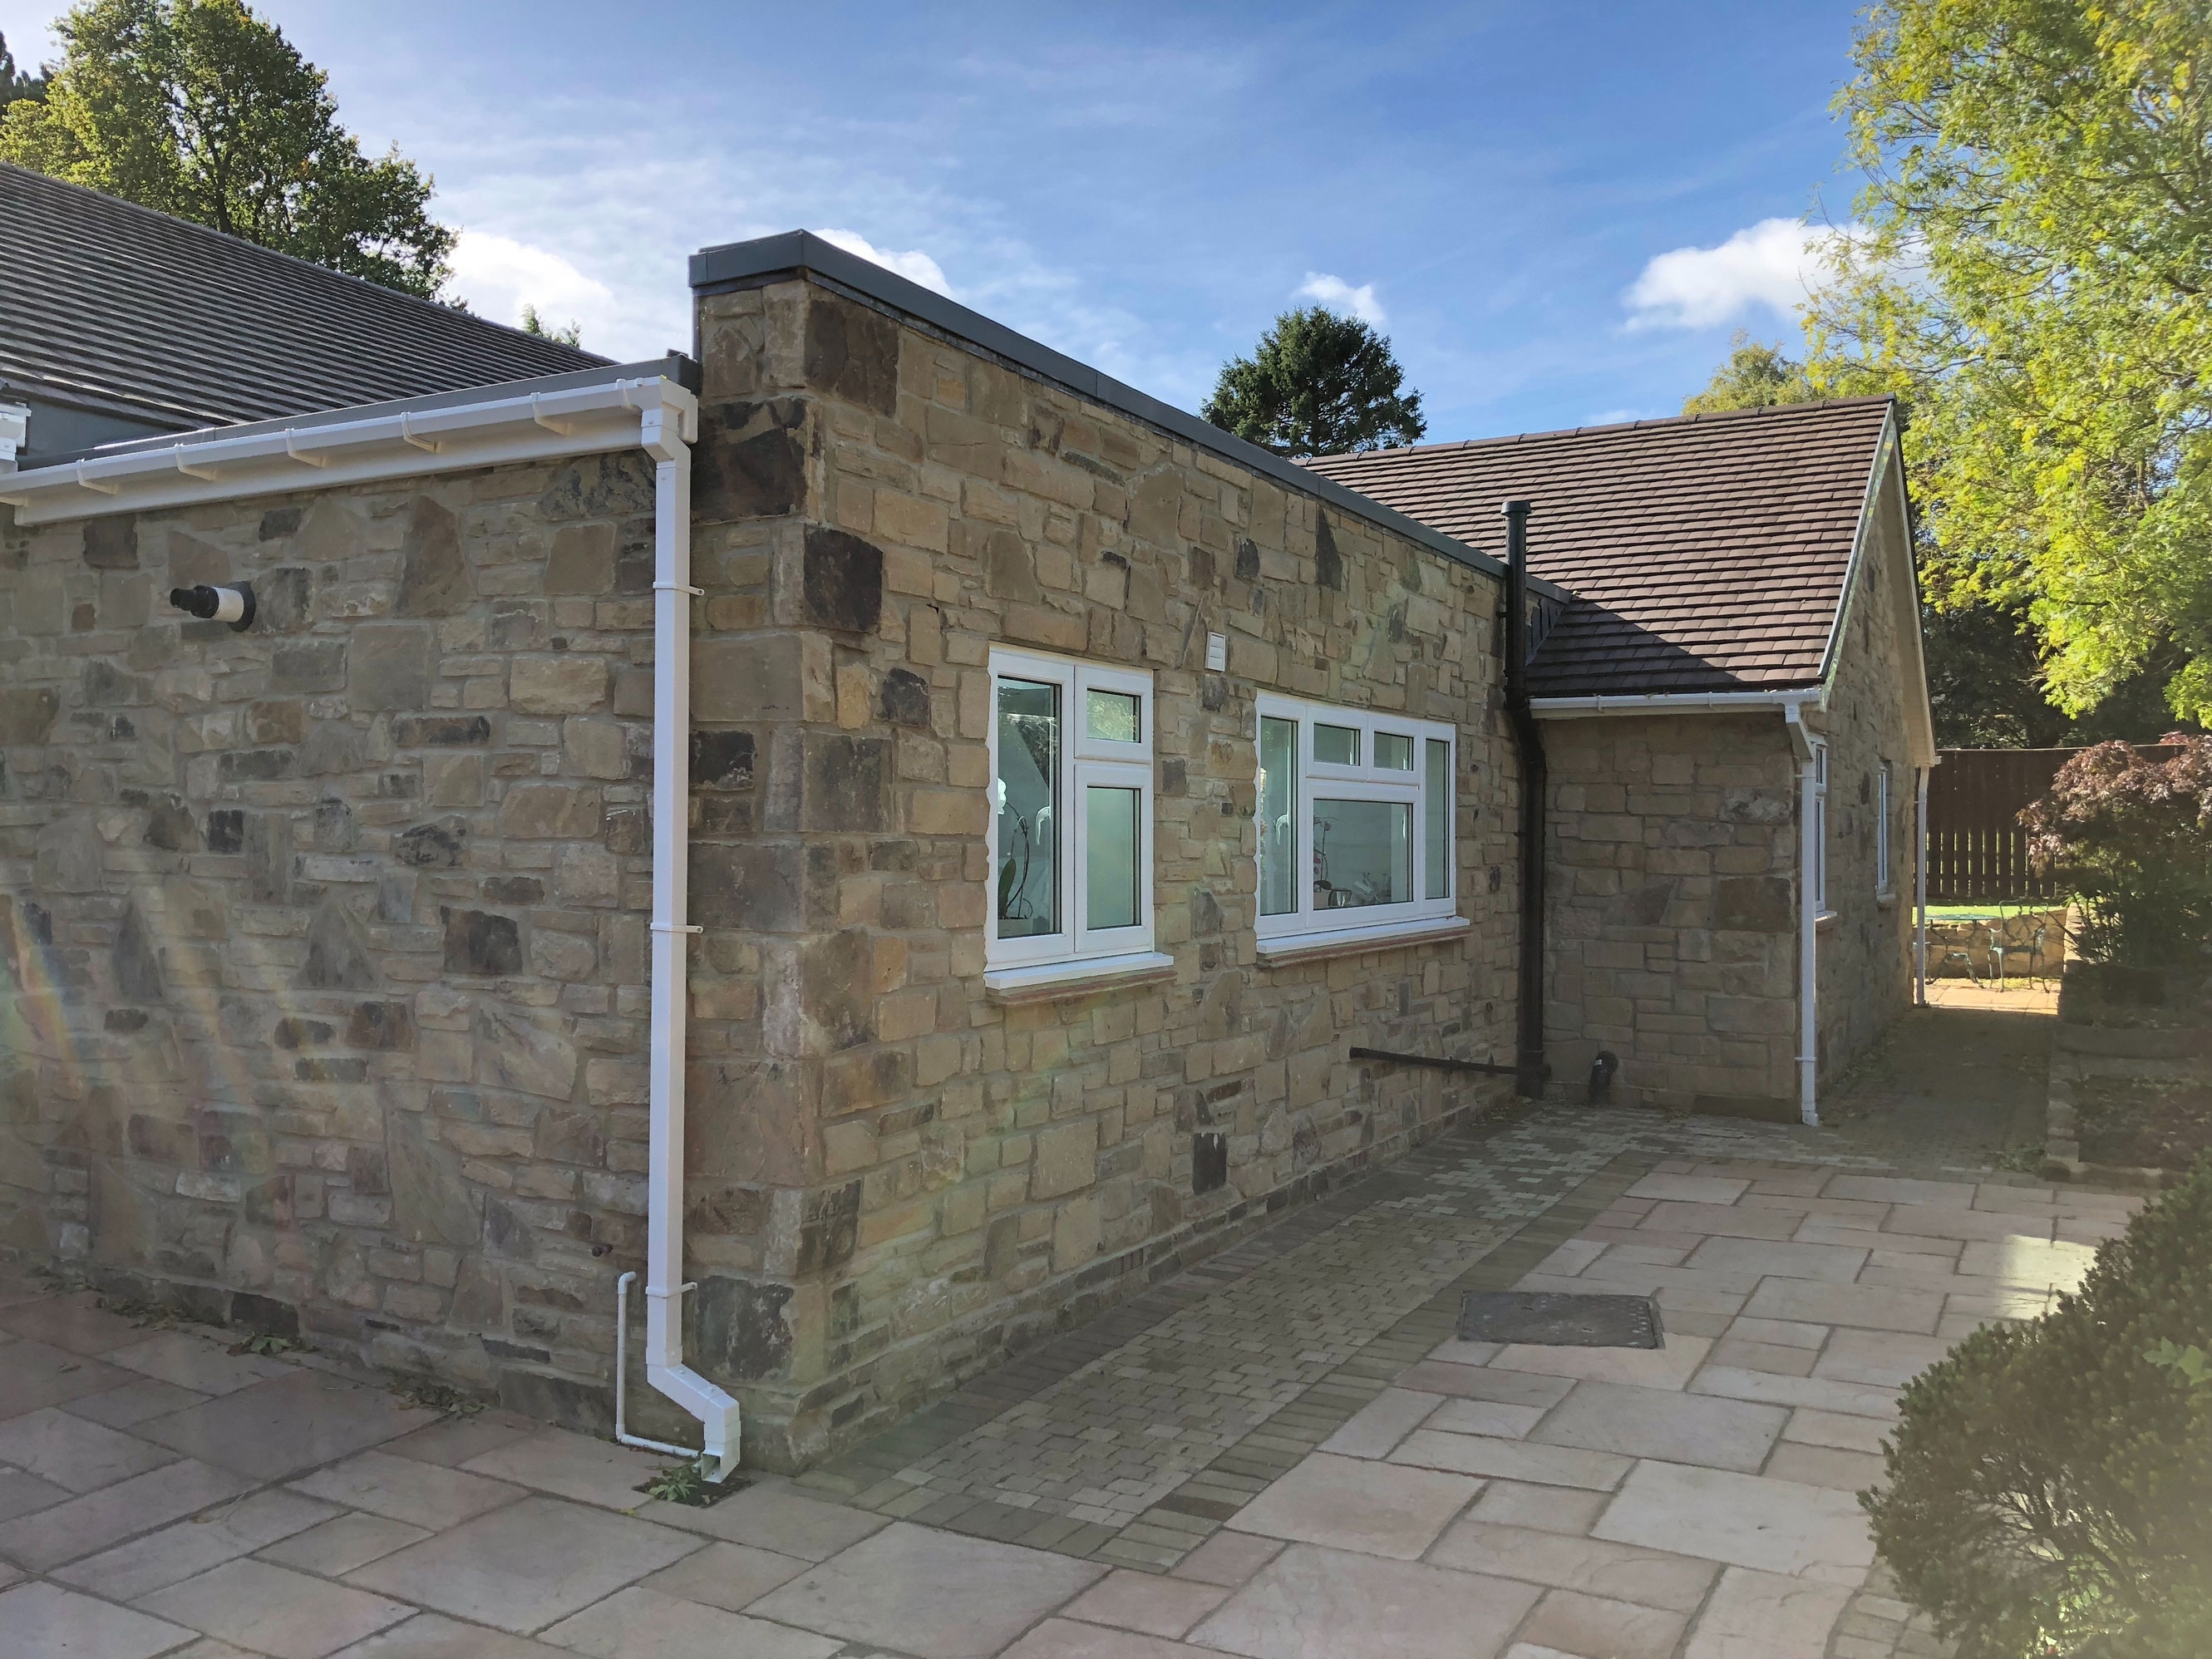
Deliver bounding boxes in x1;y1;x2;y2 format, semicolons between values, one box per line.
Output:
1925;746;2179;903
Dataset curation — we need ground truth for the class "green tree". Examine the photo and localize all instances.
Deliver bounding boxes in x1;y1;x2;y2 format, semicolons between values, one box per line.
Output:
1203;306;1426;458
520;303;581;348
1682;331;1819;414
1808;0;2212;726
0;0;453;298
1;32;50;111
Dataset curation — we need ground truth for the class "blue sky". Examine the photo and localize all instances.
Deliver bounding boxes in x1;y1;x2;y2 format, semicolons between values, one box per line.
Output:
1;1;1871;438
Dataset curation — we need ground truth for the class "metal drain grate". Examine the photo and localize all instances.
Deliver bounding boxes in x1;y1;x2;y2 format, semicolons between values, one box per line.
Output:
1457;1291;1663;1349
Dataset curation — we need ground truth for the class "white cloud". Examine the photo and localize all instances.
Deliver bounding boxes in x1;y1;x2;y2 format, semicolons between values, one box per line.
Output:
1295;272;1386;326
816;229;953;297
446;229;616;342
1623;217;1859;331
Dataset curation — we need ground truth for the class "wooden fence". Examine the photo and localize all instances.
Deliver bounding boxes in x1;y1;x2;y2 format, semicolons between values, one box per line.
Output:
1925;746;2178;903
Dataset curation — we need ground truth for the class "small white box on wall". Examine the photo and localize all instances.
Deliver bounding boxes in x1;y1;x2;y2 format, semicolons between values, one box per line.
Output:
1205;632;1227;672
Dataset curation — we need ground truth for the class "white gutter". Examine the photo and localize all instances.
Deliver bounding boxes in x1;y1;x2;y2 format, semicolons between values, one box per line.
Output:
1785;702;1820;1126
2;372;739;1476
1529;688;1822;719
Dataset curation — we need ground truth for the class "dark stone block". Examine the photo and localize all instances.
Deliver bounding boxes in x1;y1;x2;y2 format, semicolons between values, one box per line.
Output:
796;1181;862;1274
301;895;377;989
1161;758;1187;796
0;688;58;744
397;819;466;869
313;797;354;854
111;907;165;1003
690;843;805;933
538;453;655;522
302;724;367;777
105;1008;148;1033
1190;890;1222;937
687;1184;769;1237
804;293;901;414
206;809;245;854
483;1196;536;1259
482;876;543;905
1713;876;1793;933
82;517;139;569
347;1001;416;1050
1316;514;1343;591
1193;1131;1228;1194
228;1292;299;1339
879;668;932;729
1235;537;1260;581
395;495;470;615
983;529;1041;603
273;640;347;694
497;1366;612;1435
390;1112;480;1248
143;794;197;851
255;566;313;633
1619;879;1677;928
82;660;145;706
691;729;756;791
444;908;522;977
242;1177;293;1226
605;807;649;855
259;506;303;540
694;400;806;521
394;715;491;747
347;1145;390;1194
128;1114;194;1164
802;526;884;634
692;1276;796;1381
295;1057;368;1083
535;1110;603;1167
219;749;296;782
801;931;874;1051
350;624;433;711
273;1017;334;1049
801;735;889;832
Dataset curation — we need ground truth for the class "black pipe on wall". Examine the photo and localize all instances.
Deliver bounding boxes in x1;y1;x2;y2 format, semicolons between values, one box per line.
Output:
1500;500;1549;1098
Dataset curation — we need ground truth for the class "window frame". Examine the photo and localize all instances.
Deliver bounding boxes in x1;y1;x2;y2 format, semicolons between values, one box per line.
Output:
1810;737;1830;916
985;647;1158;977
1254;692;1461;956
1875;760;1893;896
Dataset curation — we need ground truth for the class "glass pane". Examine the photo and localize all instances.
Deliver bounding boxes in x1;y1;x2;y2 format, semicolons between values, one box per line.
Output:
1374;732;1413;770
1425;739;1451;898
1313;799;1411;910
996;678;1059;938
1085;785;1140;929
1314;724;1359;766
1085;688;1140;744
1259;716;1297;917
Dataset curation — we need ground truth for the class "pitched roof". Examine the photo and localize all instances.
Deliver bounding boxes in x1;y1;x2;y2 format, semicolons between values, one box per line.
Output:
1300;396;1899;697
0;162;605;432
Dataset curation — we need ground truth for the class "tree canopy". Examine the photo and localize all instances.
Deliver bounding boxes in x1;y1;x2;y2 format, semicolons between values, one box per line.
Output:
1203;307;1426;458
0;0;454;298
1806;0;2212;727
1;32;49;110
1682;332;1820;414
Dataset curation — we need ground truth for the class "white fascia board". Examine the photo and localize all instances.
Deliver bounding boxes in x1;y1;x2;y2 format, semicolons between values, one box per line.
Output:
1529;688;1822;719
1811;405;1900;693
0;377;698;525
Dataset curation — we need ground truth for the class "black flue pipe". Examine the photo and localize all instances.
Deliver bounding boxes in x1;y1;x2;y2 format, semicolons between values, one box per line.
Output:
1500;501;1549;1098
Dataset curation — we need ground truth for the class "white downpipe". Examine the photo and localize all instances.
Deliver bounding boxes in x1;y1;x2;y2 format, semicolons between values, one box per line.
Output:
1786;704;1820;1126
623;402;741;1482
1914;767;1931;1006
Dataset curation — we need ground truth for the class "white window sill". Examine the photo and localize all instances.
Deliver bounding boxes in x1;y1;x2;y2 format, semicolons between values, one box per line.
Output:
984;951;1177;1007
1875;889;1899;910
1815;909;1840;933
1256;913;1471;969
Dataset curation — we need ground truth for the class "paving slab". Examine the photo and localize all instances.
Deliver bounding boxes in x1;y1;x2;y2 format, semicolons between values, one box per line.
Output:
1516;1587;1687;1659
459;1429;664;1511
1059;1567;1231;1637
1395;1361;1574;1406
1001;1620;1212;1658
141;1557;414;1658
1463;1480;1609;1537
0;1578;196;1659
0;1293;155;1356
1425;1518;1718;1612
748;1521;1105;1659
1682;1237;1868;1284
323;1612;567;1657
1315;1387;1442;1458
55;1487;336;1599
633;1479;891;1559
0;1454;253;1570
135;1370;438;1481
1224;1452;1483;1559
345;1495;701;1635
1593;1460;1875;1578
1389;1430;1628;1492
1681;1564;1855;1658
0;1403;180;1491
1488;1334;1713;1391
291;1450;525;1530
1690;1366;1903;1420
1165;1529;1283;1587
1530;1381;1786;1472
1191;1541;1543;1659
106;1332;298;1396
1761;1440;1887;1492
637;1538;811;1612
1623;1174;1750;1205
0;1465;71;1521
1810;1328;1955;1390
1823;1177;1978;1209
537;1584;842;1658
0;1337;132;1417
1424;1396;1548;1440
260;1514;435;1578
62;1376;209;1428
1739;1280;1943;1335
379;1412;543;1469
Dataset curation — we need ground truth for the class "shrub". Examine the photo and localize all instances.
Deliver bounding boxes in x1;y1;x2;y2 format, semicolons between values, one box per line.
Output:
1865;1156;2212;1657
2023;736;2212;967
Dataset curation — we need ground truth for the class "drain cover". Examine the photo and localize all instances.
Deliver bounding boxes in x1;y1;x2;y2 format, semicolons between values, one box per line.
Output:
1458;1291;1663;1349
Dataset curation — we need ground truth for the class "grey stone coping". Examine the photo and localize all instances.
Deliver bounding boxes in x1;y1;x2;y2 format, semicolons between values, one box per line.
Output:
687;231;1574;603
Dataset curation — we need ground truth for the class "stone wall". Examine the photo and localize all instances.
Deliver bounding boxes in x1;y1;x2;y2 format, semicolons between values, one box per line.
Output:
0;454;676;1428
679;277;1522;1466
1543;712;1801;1114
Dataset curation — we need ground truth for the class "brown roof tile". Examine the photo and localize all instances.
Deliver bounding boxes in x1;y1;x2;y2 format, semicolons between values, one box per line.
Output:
1301;396;1897;697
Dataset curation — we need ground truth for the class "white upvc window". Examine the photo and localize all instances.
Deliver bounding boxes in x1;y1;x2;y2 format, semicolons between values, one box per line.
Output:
985;648;1165;993
1811;738;1830;914
1876;760;1893;895
1254;692;1463;962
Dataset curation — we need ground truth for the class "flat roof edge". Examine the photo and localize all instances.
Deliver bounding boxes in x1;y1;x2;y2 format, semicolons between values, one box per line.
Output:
689;231;1567;600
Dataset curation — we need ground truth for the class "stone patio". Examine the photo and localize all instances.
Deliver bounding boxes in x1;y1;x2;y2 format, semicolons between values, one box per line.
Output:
0;1006;2145;1657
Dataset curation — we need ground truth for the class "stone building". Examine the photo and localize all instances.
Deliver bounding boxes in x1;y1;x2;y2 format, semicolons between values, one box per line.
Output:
1308;397;1938;1120
0;167;1931;1473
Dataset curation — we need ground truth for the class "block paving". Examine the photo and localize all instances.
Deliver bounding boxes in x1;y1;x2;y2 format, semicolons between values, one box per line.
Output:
0;1047;2143;1657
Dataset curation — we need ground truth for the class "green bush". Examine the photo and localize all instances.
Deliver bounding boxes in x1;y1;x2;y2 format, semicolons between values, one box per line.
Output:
1865;1158;2212;1657
2023;737;2212;967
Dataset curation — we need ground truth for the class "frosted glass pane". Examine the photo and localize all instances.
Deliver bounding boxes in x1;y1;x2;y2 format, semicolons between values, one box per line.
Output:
1086;785;1140;929
1375;732;1413;770
997;679;1059;938
1426;738;1451;898
1259;717;1297;917
1313;799;1411;909
1314;724;1359;766
1086;689;1140;743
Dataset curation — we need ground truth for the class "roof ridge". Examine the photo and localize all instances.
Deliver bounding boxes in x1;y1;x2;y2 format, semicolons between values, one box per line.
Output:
1305;393;1896;467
